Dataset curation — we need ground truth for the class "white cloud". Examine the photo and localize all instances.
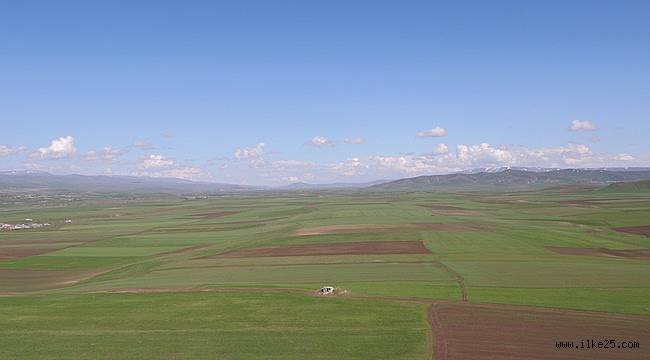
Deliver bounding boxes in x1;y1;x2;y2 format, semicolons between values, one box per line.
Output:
435;143;449;154
0;145;23;157
570;120;597;131
234;143;266;168
321;142;640;179
130;166;210;181
234;143;265;160
83;146;125;161
209;139;647;185
310;136;334;147
153;167;208;180
615;153;634;161
417;126;447;137
456;143;514;164
343;137;365;145
34;136;76;159
329;157;369;177
131;153;211;181
141;154;175;169
271;159;315;170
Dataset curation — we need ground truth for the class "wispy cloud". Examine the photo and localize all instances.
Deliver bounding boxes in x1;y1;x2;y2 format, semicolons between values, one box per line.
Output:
83;146;126;161
309;136;334;147
0;145;24;157
417;126;447;137
569;120;597;131
343;137;365;145
141;154;175;169
133;139;154;150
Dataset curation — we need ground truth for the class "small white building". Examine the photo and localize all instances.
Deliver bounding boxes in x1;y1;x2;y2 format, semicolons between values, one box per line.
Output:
318;286;335;296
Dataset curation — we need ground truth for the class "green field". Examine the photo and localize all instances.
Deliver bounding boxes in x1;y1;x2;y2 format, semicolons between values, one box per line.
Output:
1;189;649;358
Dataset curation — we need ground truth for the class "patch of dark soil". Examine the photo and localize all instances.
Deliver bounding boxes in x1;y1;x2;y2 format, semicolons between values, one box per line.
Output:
547;246;650;260
614;225;650;237
428;302;650;360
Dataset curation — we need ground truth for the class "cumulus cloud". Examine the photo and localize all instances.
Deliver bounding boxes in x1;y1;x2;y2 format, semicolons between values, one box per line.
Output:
34;136;76;159
130;153;211;181
316;142;641;180
456;143;514;164
343;137;365;145
141;154;175;169
569;120;597;131
234;143;266;168
209;139;647;185
235;143;265;160
83;146;125;161
310;136;334;147
435;143;449;154
417;126;447;137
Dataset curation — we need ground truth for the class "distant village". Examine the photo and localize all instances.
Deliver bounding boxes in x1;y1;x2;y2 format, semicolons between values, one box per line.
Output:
0;218;72;231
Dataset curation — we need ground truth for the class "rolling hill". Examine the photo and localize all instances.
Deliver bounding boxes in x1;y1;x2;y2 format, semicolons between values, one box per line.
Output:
599;179;650;193
370;168;650;191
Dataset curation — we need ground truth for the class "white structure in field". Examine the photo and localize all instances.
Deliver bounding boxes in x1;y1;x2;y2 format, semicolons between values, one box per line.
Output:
318;286;335;295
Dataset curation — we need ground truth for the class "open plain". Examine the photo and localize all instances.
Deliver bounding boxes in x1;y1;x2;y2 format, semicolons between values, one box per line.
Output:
1;188;649;359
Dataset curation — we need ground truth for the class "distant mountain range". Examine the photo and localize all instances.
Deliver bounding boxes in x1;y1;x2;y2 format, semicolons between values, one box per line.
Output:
369;168;650;191
279;180;390;190
2;168;650;194
599;179;650;193
0;171;253;194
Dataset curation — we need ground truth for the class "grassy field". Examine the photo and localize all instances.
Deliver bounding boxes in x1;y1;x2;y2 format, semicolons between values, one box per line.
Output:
1;189;649;358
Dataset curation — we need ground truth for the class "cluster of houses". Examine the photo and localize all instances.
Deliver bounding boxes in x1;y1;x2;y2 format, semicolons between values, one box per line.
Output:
0;218;71;231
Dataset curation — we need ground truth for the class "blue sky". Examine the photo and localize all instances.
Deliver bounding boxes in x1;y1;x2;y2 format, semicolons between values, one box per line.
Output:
1;1;649;185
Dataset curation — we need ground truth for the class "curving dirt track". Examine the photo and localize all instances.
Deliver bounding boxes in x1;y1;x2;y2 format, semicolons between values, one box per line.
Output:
427;302;650;360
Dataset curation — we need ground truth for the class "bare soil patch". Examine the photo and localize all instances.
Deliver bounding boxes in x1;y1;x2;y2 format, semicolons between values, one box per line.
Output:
292;223;475;236
208;241;431;258
0;247;62;260
614;225;650;237
547;246;650;260
428;302;650;360
0;269;95;292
